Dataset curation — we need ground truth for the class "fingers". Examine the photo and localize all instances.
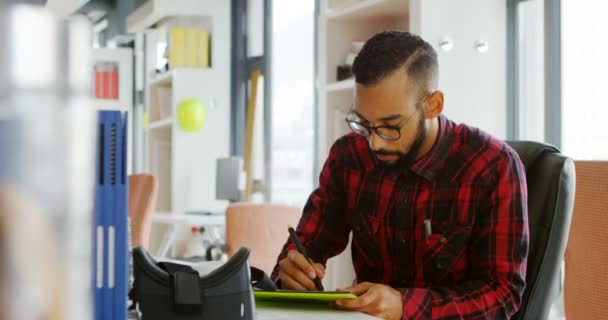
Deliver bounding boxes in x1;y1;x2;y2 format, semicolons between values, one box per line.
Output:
313;262;325;279
337;282;375;295
335;288;377;310
278;256;318;290
288;250;318;280
277;270;306;291
336;284;404;320
278;250;325;290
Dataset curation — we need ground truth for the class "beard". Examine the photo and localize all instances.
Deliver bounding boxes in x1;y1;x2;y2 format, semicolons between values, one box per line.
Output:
374;108;427;168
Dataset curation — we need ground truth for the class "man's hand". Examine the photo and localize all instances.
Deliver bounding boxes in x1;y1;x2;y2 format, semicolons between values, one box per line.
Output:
277;250;325;290
335;282;403;320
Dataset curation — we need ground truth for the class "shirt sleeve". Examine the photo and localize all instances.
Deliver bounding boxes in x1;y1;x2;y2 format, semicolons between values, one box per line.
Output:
271;140;352;282
400;152;529;319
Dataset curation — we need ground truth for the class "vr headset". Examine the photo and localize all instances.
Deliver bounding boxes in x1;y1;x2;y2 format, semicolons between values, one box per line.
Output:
131;246;255;320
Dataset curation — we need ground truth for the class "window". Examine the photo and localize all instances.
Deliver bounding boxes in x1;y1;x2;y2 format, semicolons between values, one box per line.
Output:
516;0;545;142
270;1;315;206
561;1;608;159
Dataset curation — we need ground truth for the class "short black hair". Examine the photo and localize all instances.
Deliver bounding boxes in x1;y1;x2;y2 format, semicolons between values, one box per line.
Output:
352;31;438;94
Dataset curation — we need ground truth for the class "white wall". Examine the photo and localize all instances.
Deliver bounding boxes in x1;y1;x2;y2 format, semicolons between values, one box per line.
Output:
411;0;507;139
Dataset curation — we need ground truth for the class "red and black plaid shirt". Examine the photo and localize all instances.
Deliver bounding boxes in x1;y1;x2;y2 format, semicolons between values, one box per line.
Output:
272;115;529;319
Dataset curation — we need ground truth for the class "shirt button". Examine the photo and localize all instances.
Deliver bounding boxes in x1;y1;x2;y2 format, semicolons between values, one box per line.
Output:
436;256;449;269
440;236;447;243
400;239;406;244
400;199;407;204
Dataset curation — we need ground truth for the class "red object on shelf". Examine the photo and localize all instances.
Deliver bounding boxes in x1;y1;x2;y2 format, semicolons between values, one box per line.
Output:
94;66;103;99
100;65;109;99
108;66;119;100
94;62;119;100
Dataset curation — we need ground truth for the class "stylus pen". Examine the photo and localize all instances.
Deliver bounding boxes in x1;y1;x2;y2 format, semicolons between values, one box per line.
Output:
288;225;325;291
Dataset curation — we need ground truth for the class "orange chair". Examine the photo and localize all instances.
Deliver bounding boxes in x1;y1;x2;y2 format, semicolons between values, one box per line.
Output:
128;174;158;249
225;203;301;275
564;161;608;320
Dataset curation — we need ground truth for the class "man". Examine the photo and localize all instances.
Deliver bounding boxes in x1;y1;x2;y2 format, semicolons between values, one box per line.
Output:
271;31;528;320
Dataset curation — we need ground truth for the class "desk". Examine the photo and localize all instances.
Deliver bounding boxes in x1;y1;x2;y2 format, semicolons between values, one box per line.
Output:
125;301;379;319
256;301;380;320
152;212;225;257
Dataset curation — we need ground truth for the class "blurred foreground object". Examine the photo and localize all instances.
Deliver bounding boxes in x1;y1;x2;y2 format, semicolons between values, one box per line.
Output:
0;2;95;320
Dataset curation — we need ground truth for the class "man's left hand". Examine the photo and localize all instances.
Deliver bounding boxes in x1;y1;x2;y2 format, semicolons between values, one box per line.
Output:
335;282;403;320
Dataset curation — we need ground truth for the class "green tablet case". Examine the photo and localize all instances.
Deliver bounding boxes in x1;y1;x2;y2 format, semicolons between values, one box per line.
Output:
254;290;357;303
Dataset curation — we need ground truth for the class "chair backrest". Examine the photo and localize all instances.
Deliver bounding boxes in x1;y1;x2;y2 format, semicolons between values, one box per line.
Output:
506;141;575;320
564;161;608;320
225;202;301;275
128;174;158;249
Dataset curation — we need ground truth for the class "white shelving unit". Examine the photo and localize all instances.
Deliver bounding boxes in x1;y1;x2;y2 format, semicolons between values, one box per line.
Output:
128;0;232;256
147;118;172;130
46;0;89;18
126;0;214;33
325;79;355;93
145;68;230;215
148;72;174;87
323;0;410;20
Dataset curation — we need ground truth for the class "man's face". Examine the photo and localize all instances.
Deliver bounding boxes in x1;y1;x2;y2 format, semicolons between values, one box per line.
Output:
354;69;427;167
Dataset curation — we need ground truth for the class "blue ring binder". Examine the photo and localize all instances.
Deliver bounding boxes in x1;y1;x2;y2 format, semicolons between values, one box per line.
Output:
94;111;129;320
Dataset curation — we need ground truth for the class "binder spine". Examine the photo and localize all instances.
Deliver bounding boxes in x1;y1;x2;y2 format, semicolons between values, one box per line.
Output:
94;111;129;320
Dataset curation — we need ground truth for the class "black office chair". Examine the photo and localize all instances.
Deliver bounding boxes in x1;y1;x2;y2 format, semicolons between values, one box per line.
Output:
506;141;575;320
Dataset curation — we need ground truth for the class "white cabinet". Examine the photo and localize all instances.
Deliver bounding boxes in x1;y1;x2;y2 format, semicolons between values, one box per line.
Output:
317;0;507;290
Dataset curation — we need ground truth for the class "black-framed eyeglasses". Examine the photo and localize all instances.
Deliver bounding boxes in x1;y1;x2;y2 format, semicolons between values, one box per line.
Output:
345;92;434;141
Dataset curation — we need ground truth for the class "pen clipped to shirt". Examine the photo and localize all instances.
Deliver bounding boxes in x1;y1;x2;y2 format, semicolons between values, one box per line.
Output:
424;219;432;244
287;225;325;291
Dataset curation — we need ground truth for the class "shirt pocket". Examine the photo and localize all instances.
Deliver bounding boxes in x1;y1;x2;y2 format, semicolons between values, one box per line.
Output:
420;223;472;284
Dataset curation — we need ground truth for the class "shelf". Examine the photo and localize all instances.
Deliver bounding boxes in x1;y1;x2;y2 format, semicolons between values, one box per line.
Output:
126;0;215;33
148;68;215;87
153;212;225;226
148;118;173;130
325;79;355;92
323;0;409;21
46;0;88;18
149;72;173;86
91;99;130;111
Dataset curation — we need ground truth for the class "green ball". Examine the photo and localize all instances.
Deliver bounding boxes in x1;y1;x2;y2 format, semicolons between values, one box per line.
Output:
177;98;207;132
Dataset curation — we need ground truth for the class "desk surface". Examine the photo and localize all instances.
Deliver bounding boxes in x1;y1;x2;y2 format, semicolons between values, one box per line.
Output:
256;301;380;320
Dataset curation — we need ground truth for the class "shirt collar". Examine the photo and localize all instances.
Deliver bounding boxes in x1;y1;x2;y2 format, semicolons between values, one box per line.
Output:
408;114;454;180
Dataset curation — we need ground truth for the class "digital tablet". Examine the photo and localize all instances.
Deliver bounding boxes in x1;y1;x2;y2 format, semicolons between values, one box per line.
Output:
254;290;358;303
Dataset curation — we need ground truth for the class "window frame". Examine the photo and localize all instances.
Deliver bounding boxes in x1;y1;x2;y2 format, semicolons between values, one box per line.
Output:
508;0;562;148
231;0;273;199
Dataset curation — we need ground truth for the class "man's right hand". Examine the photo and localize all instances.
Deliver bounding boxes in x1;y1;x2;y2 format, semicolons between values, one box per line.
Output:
277;250;325;291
